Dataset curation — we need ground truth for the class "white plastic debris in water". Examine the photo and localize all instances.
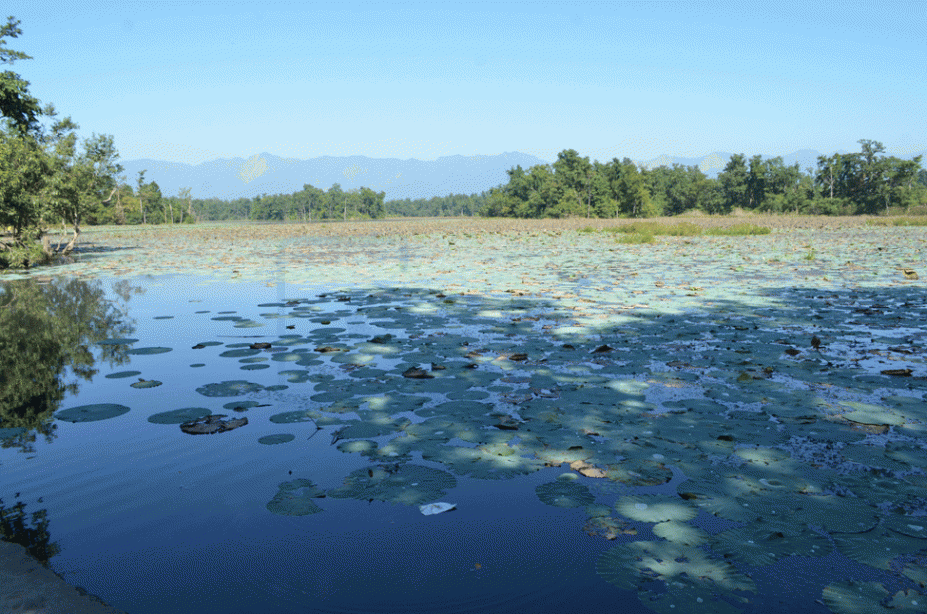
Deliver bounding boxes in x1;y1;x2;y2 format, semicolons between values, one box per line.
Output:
419;502;456;515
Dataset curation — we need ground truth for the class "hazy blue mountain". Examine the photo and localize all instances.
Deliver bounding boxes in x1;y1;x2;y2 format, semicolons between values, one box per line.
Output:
119;152;550;200
122;149;926;199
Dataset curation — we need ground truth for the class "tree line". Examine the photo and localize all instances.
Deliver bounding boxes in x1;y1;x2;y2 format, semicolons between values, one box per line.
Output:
482;144;926;219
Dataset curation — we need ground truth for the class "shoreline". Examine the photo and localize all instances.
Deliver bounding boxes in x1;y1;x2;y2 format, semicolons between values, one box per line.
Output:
0;540;129;614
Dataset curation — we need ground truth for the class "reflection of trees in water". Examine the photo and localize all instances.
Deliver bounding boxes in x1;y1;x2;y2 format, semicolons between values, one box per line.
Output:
0;277;139;452
0;497;59;566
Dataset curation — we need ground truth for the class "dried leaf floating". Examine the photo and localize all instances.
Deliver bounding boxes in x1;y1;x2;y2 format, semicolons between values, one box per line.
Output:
901;268;919;280
249;342;272;349
180;414;248;435
419;502;456;515
881;368;912;376
569;459;608;478
402;367;433;379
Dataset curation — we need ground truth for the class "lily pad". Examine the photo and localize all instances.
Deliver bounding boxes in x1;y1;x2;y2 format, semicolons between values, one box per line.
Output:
223;400;262;411
821;581;889;614
329;464;457;506
97;338;139;345
55;403;131;423
258;434;295;445
535;478;595;508
196;380;265;397
266;479;326;515
125;346;173;355
105;370;142;379
652;520;709;546
615;495;697;523
130;379;162;388
148;407;211;424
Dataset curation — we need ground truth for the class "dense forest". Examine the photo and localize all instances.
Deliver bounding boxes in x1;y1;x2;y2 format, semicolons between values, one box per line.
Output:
2;16;926;269
483;145;927;219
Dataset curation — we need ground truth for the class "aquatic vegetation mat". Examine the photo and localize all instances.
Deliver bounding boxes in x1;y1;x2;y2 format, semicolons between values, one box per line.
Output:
5;220;927;613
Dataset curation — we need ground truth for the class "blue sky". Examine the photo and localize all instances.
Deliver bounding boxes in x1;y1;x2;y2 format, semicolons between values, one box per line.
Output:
6;1;926;165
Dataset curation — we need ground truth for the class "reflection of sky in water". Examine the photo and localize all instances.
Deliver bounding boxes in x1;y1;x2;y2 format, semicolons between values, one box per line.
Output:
1;225;926;614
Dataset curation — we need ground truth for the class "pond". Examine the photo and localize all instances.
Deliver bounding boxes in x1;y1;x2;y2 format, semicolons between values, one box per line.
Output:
1;220;925;614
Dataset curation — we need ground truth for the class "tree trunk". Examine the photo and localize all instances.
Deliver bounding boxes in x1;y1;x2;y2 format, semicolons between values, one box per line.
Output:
116;189;125;224
60;226;80;257
168;201;174;224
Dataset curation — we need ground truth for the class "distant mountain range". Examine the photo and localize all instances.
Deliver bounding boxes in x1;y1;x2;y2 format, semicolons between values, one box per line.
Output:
120;149;926;201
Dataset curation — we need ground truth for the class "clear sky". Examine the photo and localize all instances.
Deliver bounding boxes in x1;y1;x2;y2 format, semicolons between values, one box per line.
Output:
6;0;926;165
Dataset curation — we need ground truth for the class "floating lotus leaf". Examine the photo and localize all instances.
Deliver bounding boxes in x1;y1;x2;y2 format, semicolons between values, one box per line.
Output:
733;446;792;466
276;370;310;383
334;418;408;440
884;443;927;470
97;338;139;345
105;370;142;379
233;320;264;328
55;404;131;423
196;380;265;397
710;527;779;567
153;315;174;320
888;590;925;612
238;356;268;363
535;479;594;508
328;464;457;506
586;504;613;518
677;489;753;523
148;407;211;424
264;384;288;391
190;363;205;368
902;561;927;588
821;581;889;614
180;414;248;435
192;341;223;348
269;410;319;424
337;439;378;454
266;478;325;515
220;348;260;358
607;460;673;486
835;529;927;570
241;364;269;371
597;540;755;596
130;379;162;388
841;407;905;426
0;426;27;441
258;434;295;445
652;520;709;546
840;445;909;472
271;352;306;362
222;400;262;411
882;514;927;539
211;315;243;321
126;346;172;355
789;494;880;534
616;495;697;523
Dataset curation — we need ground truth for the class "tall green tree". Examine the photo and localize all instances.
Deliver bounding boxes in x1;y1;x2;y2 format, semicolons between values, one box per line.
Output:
0;17;41;134
717;153;748;213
